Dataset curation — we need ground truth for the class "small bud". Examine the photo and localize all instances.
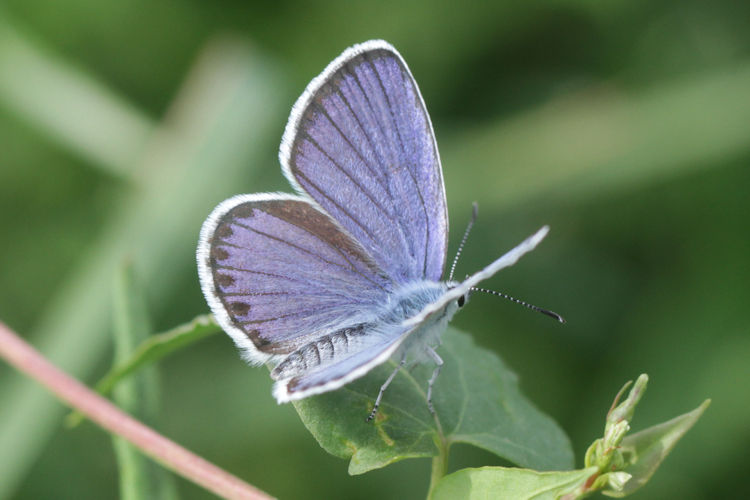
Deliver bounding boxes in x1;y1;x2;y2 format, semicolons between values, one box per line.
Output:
606;471;632;491
584;439;601;468
609;374;648;424
605;420;630;448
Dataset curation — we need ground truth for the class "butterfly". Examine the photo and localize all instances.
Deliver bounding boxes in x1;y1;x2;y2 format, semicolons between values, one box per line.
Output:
197;40;555;420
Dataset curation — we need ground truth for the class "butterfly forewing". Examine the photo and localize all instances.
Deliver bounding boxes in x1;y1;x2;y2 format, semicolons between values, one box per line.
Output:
281;40;448;284
198;194;393;363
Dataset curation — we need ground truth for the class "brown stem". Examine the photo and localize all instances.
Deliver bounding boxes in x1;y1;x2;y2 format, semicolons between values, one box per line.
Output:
0;321;273;500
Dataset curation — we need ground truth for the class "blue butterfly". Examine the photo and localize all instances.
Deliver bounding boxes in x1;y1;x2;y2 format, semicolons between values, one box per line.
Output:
197;40;553;420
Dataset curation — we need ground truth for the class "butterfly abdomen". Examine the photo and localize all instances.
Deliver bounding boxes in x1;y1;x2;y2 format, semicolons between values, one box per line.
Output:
270;323;370;380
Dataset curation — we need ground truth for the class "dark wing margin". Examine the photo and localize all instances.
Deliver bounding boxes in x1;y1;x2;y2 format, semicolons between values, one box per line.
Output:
197;193;392;364
280;40;448;284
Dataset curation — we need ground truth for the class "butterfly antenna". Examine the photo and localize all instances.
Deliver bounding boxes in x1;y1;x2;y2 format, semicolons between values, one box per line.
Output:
449;202;479;282
470;287;566;323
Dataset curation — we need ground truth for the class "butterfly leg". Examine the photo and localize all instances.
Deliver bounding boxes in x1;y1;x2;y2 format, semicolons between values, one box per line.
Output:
425;346;443;416
366;355;406;422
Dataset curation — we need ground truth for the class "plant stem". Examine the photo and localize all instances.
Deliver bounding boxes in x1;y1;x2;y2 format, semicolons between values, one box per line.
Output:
0;320;273;500
427;435;449;499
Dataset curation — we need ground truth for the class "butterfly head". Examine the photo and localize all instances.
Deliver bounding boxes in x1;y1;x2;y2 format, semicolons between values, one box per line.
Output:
446;280;470;309
457;293;468;308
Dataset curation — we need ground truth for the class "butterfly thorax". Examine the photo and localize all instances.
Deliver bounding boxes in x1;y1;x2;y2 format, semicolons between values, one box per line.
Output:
385;281;459;362
380;281;449;324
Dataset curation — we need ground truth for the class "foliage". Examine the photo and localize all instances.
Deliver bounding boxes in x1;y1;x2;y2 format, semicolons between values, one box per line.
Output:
55;313;705;498
430;375;710;499
294;328;573;475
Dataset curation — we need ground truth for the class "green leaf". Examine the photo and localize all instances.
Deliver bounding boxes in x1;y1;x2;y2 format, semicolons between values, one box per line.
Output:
95;314;219;397
293;327;574;475
66;314;219;427
603;399;711;497
431;466;599;500
110;265;178;500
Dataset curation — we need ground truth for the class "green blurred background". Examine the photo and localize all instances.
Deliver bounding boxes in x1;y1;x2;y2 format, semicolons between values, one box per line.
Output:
1;1;748;498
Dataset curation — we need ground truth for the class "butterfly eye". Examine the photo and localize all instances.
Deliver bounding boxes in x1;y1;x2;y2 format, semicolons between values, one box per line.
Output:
457;295;466;308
